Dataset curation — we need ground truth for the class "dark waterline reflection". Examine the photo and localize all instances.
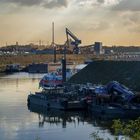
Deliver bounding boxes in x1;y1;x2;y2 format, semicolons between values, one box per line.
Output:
0;73;115;140
28;104;116;139
28;104;113;129
28;104;89;128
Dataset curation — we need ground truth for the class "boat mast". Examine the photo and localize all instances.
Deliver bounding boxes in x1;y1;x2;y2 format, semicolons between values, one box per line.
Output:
62;28;68;83
52;22;56;63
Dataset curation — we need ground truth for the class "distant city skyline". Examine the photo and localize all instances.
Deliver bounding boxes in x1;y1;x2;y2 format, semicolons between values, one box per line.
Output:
0;0;140;46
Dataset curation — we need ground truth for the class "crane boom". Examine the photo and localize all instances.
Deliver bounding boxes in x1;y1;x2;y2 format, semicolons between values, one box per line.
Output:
66;28;81;54
66;28;81;44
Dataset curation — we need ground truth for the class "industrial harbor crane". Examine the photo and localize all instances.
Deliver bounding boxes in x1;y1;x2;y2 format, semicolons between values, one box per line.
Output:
62;28;81;83
66;28;81;54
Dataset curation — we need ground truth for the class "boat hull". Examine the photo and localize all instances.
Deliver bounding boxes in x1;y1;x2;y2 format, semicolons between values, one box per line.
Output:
89;103;140;119
28;94;65;110
28;94;85;110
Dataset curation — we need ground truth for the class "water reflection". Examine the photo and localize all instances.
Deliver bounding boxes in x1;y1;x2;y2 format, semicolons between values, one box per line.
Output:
27;104;119;130
28;104;116;140
0;73;115;140
28;104;89;128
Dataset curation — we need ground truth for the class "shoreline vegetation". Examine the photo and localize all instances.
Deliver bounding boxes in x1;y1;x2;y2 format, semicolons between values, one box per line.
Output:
112;118;140;140
2;54;140;91
0;54;95;72
91;118;140;140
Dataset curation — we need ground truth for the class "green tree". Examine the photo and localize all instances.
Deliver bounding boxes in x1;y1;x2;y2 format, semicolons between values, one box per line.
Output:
112;118;140;140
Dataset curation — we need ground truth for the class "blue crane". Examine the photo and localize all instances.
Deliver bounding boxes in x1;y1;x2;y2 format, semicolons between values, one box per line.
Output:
62;28;81;83
106;81;134;102
66;28;81;54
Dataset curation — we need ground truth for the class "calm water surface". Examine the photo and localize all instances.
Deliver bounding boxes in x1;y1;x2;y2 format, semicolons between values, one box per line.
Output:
0;73;115;140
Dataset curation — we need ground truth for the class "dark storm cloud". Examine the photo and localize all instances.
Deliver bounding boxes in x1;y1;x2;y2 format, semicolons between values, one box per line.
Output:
8;0;42;6
43;0;68;8
97;0;104;4
0;0;68;8
113;0;140;11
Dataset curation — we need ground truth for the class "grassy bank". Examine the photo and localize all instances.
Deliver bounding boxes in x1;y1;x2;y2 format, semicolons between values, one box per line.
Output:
0;54;94;72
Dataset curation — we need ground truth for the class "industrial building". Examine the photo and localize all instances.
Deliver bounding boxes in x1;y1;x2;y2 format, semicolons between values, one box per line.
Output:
28;63;48;73
94;42;103;55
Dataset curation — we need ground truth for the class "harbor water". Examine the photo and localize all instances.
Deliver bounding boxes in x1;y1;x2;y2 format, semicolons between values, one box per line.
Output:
0;72;116;140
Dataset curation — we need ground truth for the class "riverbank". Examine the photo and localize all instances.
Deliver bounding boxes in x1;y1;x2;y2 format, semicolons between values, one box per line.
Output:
0;54;95;73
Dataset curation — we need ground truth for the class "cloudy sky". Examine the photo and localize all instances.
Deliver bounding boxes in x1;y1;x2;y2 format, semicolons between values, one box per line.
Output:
0;0;140;46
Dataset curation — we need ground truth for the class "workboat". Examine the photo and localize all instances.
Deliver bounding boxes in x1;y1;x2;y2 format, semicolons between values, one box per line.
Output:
27;86;86;110
39;73;63;89
90;102;140;119
81;81;140;118
5;64;21;73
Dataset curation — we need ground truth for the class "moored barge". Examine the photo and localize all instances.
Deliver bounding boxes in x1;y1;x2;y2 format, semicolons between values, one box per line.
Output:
28;86;86;110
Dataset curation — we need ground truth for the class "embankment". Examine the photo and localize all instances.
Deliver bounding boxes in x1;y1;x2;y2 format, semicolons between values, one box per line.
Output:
69;61;140;91
0;54;92;72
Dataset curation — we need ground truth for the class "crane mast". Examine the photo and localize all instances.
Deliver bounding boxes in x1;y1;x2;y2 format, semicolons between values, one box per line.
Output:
62;28;81;83
52;22;56;63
